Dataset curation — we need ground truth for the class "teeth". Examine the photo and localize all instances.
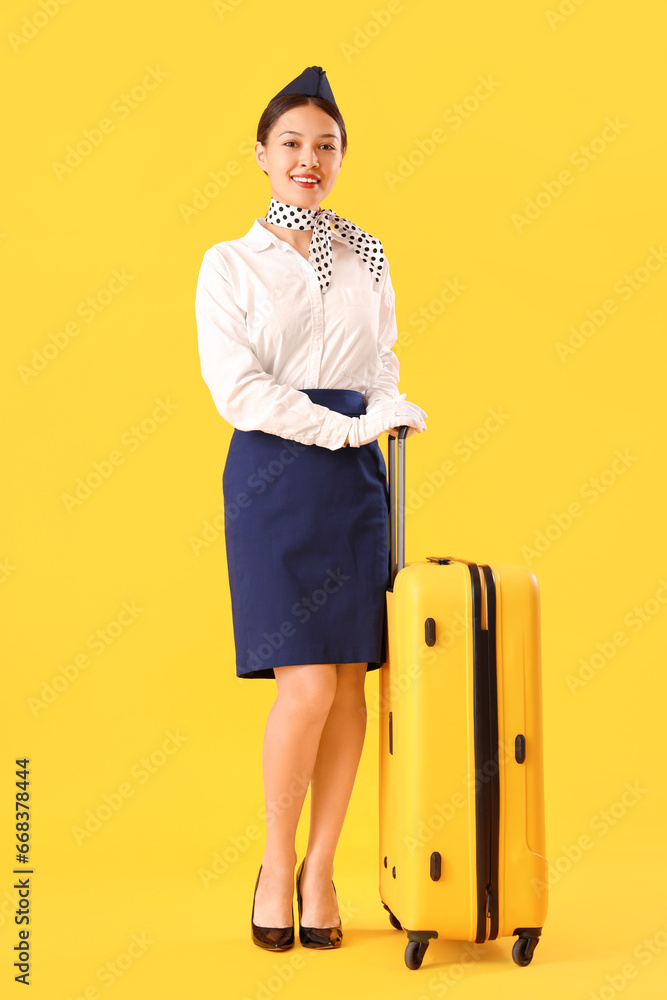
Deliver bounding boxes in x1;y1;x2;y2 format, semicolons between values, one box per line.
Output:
292;177;318;184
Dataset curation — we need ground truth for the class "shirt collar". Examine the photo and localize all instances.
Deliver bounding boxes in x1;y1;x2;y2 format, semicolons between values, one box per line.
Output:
243;217;346;253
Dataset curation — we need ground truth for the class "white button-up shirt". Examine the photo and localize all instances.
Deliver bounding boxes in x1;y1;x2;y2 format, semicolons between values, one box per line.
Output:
195;216;400;450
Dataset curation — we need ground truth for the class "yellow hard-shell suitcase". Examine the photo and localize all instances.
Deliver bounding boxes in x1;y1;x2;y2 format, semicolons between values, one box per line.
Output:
379;427;548;970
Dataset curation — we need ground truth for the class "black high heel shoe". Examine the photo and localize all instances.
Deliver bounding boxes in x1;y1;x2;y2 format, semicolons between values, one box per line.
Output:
251;865;295;950
295;858;343;949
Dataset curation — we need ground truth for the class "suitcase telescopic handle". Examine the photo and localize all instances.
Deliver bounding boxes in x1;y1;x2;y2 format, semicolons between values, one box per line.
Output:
387;425;409;587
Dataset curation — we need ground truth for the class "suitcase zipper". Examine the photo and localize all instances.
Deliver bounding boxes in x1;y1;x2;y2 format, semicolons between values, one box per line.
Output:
481;564;500;941
470;562;500;943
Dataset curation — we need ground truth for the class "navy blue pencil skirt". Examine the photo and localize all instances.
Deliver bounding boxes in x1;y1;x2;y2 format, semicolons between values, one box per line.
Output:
222;388;390;679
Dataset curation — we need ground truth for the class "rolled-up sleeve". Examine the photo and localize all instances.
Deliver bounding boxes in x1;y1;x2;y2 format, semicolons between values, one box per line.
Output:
363;256;401;411
195;250;352;449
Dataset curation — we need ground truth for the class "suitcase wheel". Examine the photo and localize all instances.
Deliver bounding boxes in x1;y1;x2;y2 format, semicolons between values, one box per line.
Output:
381;901;402;931
512;935;539;966
404;940;429;970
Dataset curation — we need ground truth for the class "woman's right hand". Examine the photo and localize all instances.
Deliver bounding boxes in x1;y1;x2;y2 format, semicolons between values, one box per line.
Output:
347;394;428;447
387;394;428;438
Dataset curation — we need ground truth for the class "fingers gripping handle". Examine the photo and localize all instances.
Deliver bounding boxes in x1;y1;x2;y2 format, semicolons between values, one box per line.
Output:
387;425;409;588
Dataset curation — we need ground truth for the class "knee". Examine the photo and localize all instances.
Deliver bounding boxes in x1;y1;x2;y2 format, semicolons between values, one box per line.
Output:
276;664;338;721
332;664;367;713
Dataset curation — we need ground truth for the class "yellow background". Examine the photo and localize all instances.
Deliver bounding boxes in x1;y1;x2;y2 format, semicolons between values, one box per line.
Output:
2;0;666;997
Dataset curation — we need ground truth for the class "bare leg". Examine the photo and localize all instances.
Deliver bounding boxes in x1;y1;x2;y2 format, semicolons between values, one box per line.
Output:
299;662;368;926
252;663;337;927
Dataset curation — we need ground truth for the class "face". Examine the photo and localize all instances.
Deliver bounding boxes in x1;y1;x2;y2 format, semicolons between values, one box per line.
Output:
255;103;344;210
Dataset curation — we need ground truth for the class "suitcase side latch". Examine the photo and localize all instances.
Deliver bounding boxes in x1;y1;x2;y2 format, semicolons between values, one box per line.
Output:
515;734;527;763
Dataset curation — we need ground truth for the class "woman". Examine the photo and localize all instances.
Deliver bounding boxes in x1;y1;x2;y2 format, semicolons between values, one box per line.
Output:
195;66;427;951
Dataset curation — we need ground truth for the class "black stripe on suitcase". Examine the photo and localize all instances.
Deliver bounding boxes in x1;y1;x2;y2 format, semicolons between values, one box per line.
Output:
475;564;500;942
481;564;500;942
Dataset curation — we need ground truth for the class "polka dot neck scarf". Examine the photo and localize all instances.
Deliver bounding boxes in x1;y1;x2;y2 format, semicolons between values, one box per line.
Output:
265;196;384;294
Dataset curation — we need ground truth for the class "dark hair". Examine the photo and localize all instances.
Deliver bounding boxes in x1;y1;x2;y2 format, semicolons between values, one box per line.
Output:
256;94;347;159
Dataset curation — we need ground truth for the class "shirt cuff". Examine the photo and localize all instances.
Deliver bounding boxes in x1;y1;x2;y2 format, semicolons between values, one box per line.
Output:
364;388;402;412
314;410;355;450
